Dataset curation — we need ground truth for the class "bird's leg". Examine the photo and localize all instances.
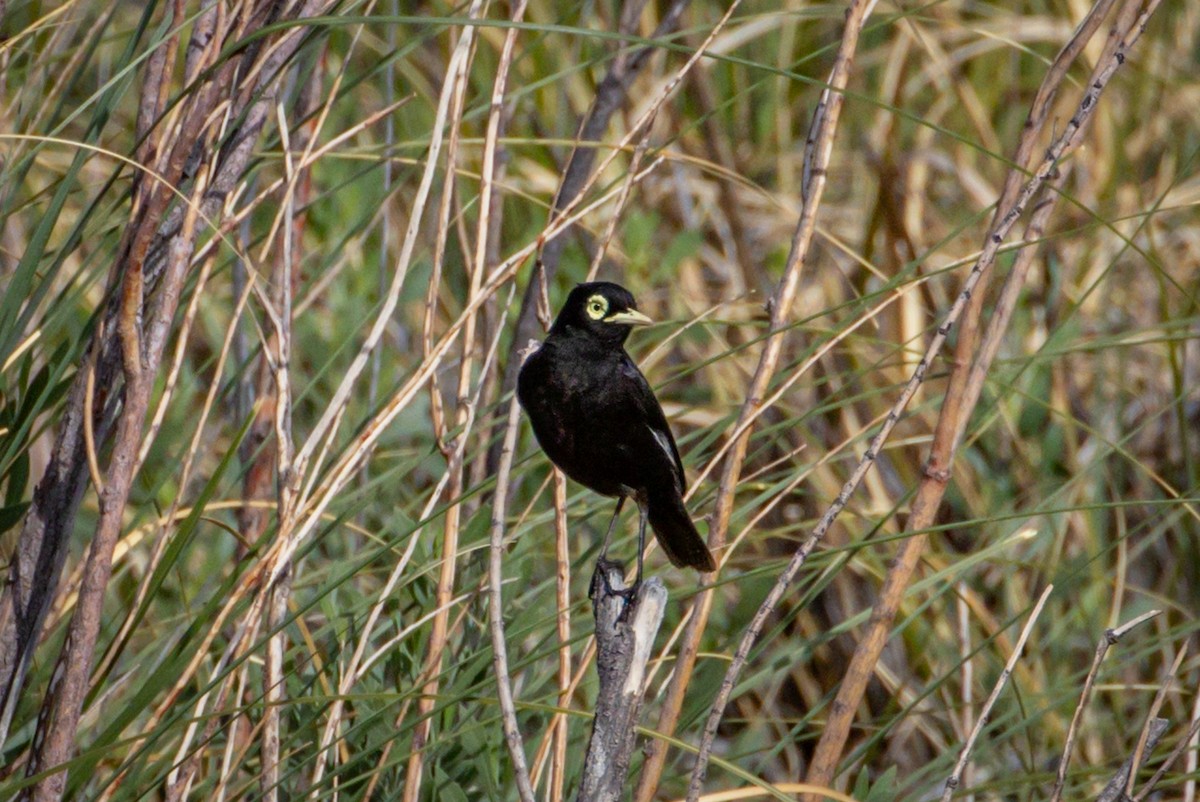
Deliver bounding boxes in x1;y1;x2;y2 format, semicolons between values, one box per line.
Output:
604;507;646;621
634;503;647;589
598;496;626;560
591;497;631;601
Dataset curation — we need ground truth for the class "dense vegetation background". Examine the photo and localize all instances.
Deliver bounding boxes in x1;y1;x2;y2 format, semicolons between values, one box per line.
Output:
0;0;1196;799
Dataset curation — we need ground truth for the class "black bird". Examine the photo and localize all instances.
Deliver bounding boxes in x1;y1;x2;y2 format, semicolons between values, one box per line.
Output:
517;282;716;592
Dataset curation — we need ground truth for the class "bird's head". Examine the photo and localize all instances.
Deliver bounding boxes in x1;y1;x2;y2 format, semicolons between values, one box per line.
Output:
551;282;653;345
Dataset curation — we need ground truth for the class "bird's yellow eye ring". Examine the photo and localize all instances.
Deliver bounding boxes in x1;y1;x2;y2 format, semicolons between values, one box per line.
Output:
585;295;609;320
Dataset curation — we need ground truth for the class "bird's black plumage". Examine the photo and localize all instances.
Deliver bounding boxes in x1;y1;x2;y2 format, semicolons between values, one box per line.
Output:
517;282;716;580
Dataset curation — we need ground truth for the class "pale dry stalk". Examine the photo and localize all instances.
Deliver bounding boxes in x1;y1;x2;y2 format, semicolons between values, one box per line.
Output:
550;469;572;802
291;0;482;489
1047;572;1162;799
634;2;879;798
420;6;476;453
938;586;1054;802
1135;700;1200;802
488;386;538;802
21;156;212;802
404;3;518;798
260;98;303;802
802;2;1163;796
1126;646;1188;798
1098;719;1169;802
163;610;265;801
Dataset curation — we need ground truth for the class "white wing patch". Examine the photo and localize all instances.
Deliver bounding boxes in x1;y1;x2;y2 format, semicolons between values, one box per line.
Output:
649;426;674;463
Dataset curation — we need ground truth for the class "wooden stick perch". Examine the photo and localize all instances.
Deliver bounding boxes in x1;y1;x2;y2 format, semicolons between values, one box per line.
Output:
578;564;668;802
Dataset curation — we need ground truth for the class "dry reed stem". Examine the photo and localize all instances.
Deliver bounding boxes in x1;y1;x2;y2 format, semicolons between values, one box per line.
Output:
405;4;519;797
1135;699;1200;802
938;585;1053;802
93;276;254;686
955;588;974;799
21;152;211;800
421;15;474;457
1186;690;1200;802
259;95;304;802
551;469;573;801
309;437;465;787
488;382;538;802
679;1;1165;797
638;3;877;798
308;282;519;793
82;330;104;498
685;268;929;495
584;116;656;282
802;3;1163;795
1126;645;1188;798
164;611;265;802
1098;718;1169;802
1049;610;1161;802
292;0;482;486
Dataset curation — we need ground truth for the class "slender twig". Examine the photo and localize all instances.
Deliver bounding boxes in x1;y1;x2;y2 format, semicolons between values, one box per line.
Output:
939;586;1053;802
1185;689;1200;802
801;0;1160;788
1135;697;1200;802
488;378;538;802
164;610;266;801
293;0;483;481
21;149;211;800
307;282;515;791
670;3;877;798
368;0;397;420
1050;609;1162;802
419;7;473;458
1098;718;1169;802
584;114;656;282
551;469;572;801
956;588;974;801
684;2;1162;797
260;94;303;802
1126;645;1188;799
404;5;524;798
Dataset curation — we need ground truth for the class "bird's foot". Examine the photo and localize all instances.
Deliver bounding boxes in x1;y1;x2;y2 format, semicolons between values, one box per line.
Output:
589;558;641;620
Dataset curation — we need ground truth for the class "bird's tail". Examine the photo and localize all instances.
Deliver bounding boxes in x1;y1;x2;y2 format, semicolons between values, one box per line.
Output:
647;491;716;572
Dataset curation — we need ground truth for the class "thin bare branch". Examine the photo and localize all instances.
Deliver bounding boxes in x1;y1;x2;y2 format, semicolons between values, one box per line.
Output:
939;585;1053;802
670;2;877;797
683;1;1164;797
1050;609;1162;802
803;2;1165;794
488;375;538;802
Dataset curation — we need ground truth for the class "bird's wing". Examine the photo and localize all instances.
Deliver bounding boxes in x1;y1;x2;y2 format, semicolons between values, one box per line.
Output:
620;356;687;493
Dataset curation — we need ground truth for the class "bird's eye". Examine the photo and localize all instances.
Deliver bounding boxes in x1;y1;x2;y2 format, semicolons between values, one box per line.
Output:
585;295;608;320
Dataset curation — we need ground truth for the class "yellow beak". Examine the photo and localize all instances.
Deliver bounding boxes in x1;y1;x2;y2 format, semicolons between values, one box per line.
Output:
605;309;653;326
